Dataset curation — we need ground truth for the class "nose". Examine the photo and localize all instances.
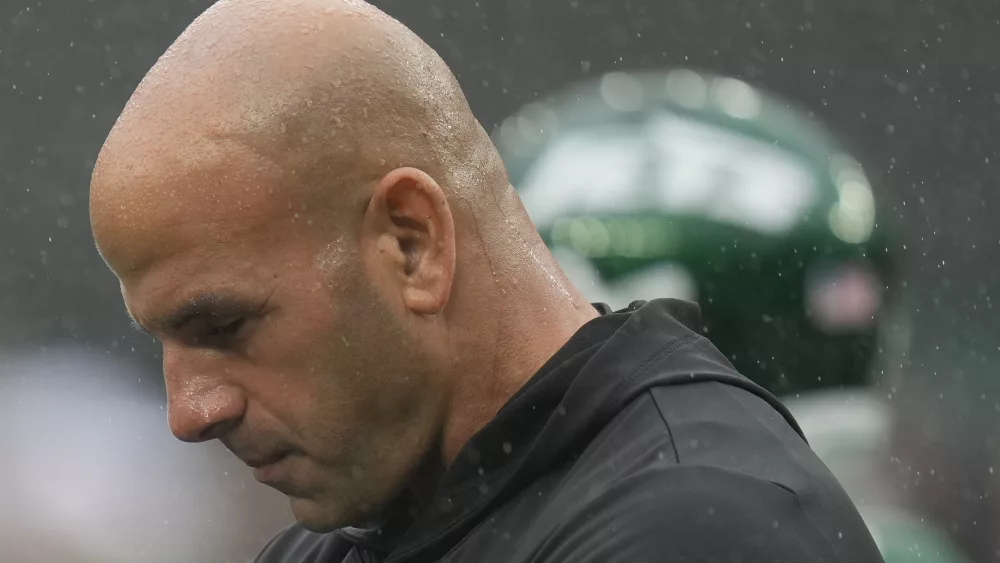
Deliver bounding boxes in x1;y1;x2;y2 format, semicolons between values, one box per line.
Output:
163;348;247;443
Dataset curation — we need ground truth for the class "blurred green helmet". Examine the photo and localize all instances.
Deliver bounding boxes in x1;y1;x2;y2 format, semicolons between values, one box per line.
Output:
863;508;974;563
494;69;896;396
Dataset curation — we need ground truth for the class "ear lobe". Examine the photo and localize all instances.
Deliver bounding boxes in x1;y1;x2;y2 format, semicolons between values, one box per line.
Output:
365;167;457;316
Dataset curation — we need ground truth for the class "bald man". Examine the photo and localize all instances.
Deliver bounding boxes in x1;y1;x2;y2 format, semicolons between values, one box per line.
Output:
89;1;885;562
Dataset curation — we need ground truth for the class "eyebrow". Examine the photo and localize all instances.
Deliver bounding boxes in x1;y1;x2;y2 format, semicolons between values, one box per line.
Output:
130;292;256;335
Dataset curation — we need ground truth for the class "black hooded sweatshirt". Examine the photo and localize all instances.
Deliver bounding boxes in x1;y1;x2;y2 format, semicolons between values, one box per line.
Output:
255;299;885;563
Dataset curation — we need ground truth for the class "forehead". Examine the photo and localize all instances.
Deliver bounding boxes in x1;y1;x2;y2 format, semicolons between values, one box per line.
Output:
92;128;295;268
92;134;325;333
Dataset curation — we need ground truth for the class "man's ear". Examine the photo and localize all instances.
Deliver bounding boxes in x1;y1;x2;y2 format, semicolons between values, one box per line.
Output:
362;167;457;315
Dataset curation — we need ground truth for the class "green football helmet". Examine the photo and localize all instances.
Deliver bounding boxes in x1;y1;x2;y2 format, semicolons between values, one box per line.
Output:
494;68;896;397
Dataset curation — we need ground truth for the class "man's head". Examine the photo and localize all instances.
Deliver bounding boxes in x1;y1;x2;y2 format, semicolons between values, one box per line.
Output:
91;0;594;532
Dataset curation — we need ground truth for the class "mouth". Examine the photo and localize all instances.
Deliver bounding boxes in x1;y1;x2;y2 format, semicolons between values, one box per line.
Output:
246;451;292;483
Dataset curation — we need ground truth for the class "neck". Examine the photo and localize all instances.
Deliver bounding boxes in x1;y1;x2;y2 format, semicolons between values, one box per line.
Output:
438;218;599;468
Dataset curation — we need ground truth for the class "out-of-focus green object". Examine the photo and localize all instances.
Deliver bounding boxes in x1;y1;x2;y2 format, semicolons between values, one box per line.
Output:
494;68;895;396
787;391;974;563
863;509;975;563
495;68;971;563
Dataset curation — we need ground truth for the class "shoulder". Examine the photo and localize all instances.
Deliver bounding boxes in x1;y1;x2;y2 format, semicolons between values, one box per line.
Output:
580;379;819;493
650;379;827;489
254;525;355;563
543;381;883;562
542;465;881;563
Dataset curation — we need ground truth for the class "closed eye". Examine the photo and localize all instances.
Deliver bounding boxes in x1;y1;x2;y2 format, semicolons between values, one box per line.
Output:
205;317;247;338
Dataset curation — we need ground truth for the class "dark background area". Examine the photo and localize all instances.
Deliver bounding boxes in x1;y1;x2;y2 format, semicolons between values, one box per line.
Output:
2;0;999;559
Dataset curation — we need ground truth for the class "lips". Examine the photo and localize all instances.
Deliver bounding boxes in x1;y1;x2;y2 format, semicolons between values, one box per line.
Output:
244;450;292;485
244;450;288;469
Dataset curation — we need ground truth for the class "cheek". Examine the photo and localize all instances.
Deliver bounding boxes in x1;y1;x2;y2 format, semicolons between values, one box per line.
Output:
248;279;393;427
249;271;440;448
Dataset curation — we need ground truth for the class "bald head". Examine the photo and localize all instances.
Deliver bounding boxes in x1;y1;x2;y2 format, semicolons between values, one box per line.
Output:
93;0;500;259
88;0;594;532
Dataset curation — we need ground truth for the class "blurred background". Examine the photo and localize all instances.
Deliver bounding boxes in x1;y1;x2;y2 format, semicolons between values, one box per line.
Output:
1;0;999;561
